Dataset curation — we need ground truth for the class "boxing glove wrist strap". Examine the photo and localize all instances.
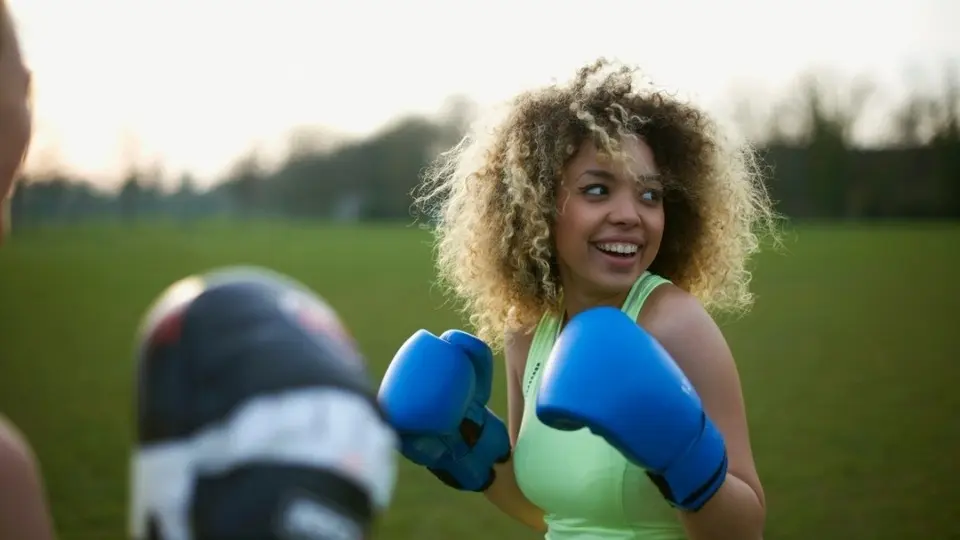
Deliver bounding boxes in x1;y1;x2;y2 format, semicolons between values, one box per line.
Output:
427;407;511;492
646;414;728;512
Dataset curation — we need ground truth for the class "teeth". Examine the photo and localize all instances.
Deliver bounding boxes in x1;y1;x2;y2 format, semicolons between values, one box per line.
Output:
596;242;638;255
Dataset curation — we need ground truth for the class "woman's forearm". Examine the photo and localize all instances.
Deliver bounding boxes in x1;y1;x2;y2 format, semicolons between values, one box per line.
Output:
483;458;547;533
677;473;765;540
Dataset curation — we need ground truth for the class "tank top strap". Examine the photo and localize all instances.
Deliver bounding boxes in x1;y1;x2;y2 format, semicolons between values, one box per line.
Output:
622;271;672;321
520;272;671;399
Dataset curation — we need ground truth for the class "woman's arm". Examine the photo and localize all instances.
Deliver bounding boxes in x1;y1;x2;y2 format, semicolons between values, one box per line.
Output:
482;330;546;533
0;416;57;540
643;287;766;540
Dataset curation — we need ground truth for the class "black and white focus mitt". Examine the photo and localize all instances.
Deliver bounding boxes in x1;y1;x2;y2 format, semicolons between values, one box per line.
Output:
129;267;397;540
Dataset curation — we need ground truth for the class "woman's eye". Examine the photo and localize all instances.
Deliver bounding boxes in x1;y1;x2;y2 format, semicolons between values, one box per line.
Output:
640;189;663;202
582;184;607;196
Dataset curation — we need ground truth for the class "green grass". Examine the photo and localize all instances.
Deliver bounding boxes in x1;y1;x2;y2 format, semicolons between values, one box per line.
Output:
0;221;958;540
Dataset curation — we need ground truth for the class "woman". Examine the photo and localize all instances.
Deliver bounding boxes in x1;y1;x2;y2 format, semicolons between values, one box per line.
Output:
413;59;778;539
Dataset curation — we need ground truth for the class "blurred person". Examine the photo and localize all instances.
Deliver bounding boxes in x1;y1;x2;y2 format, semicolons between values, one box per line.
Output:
131;267;397;539
0;0;31;243
0;1;54;539
0;3;397;537
378;58;778;539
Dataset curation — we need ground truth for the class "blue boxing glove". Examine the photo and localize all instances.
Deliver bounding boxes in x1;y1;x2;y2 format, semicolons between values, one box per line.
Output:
378;329;510;492
535;307;728;512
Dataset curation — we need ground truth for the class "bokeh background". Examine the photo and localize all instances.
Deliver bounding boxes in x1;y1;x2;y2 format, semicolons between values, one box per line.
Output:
1;1;959;539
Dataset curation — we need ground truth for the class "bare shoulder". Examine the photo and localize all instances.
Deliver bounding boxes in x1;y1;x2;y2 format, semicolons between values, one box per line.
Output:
637;283;735;379
641;283;726;340
0;415;43;493
0;415;33;465
0;416;56;540
503;326;535;379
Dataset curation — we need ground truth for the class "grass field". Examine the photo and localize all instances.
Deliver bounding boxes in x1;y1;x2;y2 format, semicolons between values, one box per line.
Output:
1;221;958;540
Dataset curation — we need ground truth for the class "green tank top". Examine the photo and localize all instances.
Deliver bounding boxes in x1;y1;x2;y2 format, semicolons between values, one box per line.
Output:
512;272;685;539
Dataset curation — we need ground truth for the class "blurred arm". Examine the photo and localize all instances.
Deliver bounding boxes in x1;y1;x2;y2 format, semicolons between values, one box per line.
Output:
482;330;546;533
644;287;766;540
0;416;57;540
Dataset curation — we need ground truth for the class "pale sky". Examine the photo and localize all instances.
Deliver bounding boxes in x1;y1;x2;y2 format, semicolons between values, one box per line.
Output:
9;0;960;189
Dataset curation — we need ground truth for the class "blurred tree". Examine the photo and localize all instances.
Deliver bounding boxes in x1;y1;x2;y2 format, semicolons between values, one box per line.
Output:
119;170;143;224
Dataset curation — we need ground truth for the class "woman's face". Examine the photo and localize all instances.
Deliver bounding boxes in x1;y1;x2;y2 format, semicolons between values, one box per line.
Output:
0;5;32;242
552;136;665;307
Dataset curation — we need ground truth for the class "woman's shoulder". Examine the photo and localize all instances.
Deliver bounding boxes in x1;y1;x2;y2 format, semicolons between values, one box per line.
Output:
638;282;715;338
503;324;536;376
637;282;733;374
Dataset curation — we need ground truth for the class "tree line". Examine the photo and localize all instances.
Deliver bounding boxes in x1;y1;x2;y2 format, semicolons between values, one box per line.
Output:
9;71;960;229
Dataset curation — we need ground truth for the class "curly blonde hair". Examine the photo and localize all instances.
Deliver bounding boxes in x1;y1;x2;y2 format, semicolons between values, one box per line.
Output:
414;58;780;351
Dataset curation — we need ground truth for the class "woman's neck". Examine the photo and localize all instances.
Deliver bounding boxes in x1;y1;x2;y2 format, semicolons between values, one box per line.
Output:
560;285;630;323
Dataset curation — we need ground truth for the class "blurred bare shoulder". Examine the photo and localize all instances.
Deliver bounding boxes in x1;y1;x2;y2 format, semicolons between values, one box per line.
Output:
0;414;36;464
0;416;57;540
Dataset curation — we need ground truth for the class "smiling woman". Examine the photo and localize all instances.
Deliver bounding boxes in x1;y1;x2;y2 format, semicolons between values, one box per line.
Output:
408;58;780;539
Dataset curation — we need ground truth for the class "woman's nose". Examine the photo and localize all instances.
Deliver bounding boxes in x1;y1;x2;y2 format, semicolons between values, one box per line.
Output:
607;192;642;226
